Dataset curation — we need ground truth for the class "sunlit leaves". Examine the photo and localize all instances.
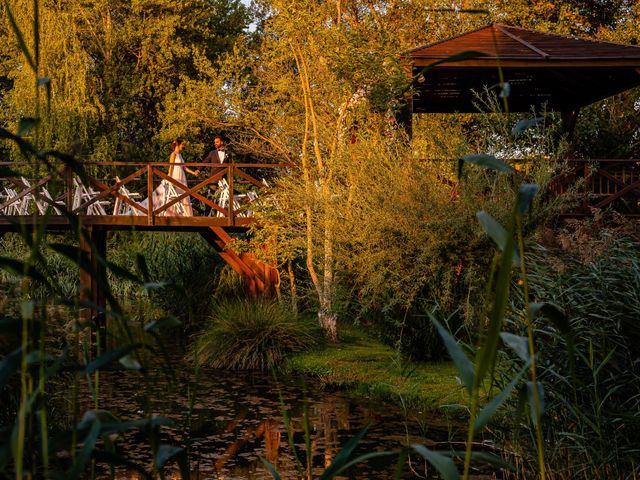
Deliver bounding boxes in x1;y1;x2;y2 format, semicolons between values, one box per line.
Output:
3;0;36;72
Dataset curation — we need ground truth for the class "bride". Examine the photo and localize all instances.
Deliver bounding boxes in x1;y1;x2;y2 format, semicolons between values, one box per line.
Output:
141;138;199;216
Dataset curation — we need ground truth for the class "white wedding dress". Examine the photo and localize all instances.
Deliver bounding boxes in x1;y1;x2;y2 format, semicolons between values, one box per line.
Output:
139;153;193;217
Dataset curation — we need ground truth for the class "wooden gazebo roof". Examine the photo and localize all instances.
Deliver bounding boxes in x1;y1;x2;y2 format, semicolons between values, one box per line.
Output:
406;24;640;113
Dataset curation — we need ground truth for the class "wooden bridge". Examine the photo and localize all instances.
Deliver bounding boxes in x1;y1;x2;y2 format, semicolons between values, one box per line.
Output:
0;160;285;343
0;161;283;227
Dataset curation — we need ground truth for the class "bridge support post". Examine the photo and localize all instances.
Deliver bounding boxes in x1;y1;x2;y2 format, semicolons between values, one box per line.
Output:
200;227;280;298
79;225;107;358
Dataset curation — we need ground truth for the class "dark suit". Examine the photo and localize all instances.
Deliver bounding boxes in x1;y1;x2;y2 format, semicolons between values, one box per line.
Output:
199;149;226;216
202;148;226;178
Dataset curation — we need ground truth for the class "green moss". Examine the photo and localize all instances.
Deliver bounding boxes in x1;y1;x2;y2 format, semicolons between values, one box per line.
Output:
282;323;468;411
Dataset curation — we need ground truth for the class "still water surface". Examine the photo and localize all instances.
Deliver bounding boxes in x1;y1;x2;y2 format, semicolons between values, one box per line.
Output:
88;347;468;479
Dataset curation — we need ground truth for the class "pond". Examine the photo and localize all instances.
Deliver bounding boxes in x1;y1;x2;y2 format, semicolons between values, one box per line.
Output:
80;342;477;479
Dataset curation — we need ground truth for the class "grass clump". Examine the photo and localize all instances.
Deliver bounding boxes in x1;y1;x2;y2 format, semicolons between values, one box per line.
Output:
193;299;320;370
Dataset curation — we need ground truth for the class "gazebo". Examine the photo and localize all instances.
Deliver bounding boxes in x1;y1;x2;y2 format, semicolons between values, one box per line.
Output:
404;24;640;216
405;23;640;131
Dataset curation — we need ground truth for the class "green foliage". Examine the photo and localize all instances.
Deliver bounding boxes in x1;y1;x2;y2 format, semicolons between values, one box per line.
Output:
427;153;548;480
0;11;194;475
3;0;640;477
0;231;221;324
0;233;77;299
364;301;456;362
107;232;221;322
210;264;245;300
572;90;640;158
0;229;191;478
0;0;251;161
193;299;320;370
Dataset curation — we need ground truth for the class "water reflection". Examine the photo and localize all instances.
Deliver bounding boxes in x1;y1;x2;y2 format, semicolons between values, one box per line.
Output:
83;354;459;479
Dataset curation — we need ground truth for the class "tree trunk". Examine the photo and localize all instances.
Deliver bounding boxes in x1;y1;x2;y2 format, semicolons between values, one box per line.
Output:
287;259;298;314
318;306;337;343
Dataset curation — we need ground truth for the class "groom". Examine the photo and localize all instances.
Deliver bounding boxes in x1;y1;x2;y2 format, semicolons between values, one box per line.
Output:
203;135;227;169
198;135;228;215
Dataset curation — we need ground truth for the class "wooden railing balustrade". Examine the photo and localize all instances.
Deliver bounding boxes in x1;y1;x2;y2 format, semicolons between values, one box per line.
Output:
546;159;640;216
0;161;287;227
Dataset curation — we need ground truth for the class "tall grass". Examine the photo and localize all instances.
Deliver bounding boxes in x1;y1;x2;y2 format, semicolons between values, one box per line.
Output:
501;239;640;479
420;154;552;480
193;299;321;370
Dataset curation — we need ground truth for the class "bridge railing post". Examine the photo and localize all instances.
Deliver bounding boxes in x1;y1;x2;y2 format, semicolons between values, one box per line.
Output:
147;163;154;225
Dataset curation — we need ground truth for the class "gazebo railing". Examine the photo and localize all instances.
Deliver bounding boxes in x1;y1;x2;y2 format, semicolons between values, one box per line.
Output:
416;157;640;216
547;159;640;215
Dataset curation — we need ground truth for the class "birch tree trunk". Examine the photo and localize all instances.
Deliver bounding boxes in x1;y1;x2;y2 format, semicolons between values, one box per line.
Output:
293;43;339;342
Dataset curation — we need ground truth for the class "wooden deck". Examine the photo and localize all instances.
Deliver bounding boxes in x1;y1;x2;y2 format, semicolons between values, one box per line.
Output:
0;214;255;230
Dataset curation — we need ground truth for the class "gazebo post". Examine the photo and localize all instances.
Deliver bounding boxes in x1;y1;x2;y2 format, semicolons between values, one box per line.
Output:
561;108;580;142
399;63;414;139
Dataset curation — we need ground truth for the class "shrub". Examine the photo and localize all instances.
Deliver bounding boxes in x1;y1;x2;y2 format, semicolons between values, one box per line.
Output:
192;299;320;370
364;300;457;362
108;232;222;314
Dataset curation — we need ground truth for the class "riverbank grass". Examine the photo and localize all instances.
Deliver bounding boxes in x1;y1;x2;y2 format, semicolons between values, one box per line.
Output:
283;324;466;410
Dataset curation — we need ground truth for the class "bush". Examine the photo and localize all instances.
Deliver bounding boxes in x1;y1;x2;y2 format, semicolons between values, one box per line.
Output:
364;300;458;362
192;299;321;370
107;231;223;323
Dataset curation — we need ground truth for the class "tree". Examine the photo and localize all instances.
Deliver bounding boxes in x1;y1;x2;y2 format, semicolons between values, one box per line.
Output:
162;0;580;343
0;0;251;160
163;0;421;340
